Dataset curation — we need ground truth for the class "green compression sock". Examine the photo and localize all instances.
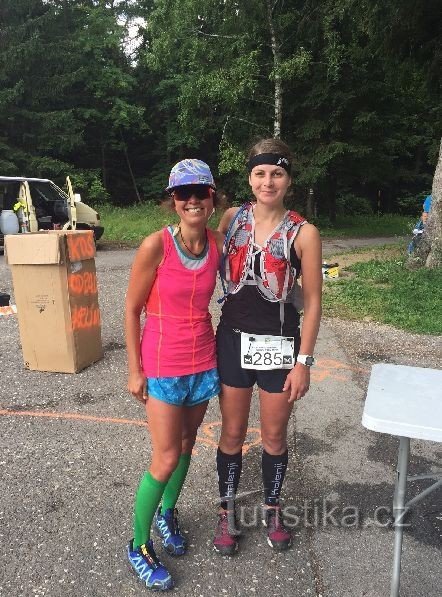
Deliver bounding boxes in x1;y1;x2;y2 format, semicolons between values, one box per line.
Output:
133;471;167;548
161;453;192;514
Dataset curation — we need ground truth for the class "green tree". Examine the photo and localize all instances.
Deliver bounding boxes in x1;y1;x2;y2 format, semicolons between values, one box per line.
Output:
0;0;84;175
0;0;146;201
138;0;312;199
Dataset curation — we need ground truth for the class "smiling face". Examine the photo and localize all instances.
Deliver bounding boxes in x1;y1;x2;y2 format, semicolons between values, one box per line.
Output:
249;164;291;207
171;185;215;226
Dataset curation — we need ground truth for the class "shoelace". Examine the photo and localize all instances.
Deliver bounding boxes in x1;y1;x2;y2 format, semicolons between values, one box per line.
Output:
217;512;241;537
172;509;181;535
267;508;285;531
216;513;230;537
140;544;161;569
164;508;180;536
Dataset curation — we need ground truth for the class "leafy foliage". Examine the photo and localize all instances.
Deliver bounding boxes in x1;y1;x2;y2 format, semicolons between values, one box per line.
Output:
0;0;440;215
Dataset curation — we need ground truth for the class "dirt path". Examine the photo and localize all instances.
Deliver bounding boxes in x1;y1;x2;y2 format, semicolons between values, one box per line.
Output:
320;236;440;365
322;235;407;257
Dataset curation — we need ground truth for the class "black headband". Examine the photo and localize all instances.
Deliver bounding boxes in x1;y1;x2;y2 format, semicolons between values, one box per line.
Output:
247;153;291;174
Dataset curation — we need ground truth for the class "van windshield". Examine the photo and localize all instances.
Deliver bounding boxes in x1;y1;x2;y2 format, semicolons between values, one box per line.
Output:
29;181;67;203
28;181;69;224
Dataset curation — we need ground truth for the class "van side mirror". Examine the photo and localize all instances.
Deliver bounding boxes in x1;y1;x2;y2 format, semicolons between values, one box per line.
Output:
74;193;82;203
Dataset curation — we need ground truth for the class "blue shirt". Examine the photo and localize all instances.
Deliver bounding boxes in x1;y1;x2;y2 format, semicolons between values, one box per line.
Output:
423;195;432;213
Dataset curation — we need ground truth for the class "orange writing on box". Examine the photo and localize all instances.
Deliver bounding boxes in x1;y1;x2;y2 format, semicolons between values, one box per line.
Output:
68;272;98;296
67;233;95;261
71;305;101;331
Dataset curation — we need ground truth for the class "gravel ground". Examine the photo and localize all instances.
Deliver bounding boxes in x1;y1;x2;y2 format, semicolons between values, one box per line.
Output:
0;241;440;597
321;236;441;370
327;317;441;372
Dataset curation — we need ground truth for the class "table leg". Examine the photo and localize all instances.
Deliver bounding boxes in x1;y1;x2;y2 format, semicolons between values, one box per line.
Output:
390;437;410;597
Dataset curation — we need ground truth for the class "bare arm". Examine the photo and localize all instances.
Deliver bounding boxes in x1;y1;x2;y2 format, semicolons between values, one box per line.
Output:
283;223;322;402
217;206;240;235
211;229;225;256
125;231;163;402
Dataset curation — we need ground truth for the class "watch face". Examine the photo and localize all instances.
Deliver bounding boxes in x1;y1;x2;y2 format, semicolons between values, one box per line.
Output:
305;356;315;366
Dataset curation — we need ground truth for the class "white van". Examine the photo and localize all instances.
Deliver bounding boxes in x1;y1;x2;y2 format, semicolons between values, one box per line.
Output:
0;176;103;248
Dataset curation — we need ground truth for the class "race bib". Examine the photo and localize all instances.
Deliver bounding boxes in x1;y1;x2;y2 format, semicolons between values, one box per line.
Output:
240;333;295;370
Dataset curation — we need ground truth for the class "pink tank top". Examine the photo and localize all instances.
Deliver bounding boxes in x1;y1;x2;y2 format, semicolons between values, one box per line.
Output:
141;227;219;377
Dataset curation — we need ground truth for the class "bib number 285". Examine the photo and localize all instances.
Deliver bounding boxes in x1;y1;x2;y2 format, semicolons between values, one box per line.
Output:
240;333;295;370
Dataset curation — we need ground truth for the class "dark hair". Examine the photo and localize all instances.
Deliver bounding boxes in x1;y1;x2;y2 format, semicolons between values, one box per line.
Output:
247;138;293;164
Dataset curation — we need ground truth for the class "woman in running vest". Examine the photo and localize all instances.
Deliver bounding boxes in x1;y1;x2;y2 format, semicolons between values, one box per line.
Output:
213;138;322;554
125;159;224;590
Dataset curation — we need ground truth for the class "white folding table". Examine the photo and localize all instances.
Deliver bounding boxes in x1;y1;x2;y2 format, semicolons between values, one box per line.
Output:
362;363;442;597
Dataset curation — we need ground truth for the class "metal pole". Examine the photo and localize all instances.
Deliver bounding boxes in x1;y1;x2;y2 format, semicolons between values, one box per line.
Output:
390;437;410;597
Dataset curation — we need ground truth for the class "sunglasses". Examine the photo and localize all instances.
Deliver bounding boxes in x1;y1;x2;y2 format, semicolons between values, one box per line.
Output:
171;185;213;201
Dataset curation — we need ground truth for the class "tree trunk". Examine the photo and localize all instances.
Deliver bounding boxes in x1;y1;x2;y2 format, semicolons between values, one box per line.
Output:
426;138;442;267
101;140;107;190
327;175;337;224
408;138;442;269
266;0;282;138
120;129;142;204
306;188;315;220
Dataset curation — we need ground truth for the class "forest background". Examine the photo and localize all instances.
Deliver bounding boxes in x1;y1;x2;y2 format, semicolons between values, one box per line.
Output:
1;0;441;222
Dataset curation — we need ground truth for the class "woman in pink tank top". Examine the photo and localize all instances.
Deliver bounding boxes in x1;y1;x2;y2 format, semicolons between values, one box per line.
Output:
125;160;224;590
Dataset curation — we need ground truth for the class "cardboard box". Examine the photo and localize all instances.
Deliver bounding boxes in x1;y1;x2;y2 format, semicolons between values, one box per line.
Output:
5;230;103;373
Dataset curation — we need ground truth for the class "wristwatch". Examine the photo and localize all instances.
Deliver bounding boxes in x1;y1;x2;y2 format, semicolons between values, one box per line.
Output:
296;354;315;367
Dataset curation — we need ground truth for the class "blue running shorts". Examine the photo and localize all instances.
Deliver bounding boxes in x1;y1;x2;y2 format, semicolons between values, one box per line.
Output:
146;368;220;406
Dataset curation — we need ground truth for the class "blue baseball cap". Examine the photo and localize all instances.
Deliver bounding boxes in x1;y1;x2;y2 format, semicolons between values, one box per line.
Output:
166;159;216;192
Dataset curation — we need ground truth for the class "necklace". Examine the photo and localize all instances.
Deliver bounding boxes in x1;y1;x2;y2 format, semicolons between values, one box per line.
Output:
179;226;207;258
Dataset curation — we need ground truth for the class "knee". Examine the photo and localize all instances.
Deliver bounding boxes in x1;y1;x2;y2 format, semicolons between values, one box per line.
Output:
220;424;248;452
261;432;287;455
151;450;180;479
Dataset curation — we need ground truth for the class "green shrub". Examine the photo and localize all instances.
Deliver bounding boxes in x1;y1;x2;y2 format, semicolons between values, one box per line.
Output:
336;193;373;216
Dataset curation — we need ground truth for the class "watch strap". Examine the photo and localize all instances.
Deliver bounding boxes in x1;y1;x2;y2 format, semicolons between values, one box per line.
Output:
296;354;315;367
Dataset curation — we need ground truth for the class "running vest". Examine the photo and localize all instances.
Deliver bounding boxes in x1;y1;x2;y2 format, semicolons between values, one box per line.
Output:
141;227;218;378
221;202;306;305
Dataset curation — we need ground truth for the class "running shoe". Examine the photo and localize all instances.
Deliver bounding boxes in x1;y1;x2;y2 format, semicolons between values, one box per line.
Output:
213;510;239;556
127;539;173;591
154;507;187;556
263;506;292;551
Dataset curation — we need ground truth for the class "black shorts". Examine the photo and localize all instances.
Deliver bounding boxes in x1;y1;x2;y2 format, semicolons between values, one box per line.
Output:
216;323;300;394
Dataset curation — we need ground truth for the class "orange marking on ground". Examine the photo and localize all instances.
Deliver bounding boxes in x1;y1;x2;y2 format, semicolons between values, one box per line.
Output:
316;358;367;373
194;436;218;448
242;433;262;455
200;421;262;454
0;305;17;316
0;410;263;454
311;369;348;382
0;409;147;427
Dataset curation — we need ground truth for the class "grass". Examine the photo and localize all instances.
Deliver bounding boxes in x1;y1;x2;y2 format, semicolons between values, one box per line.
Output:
315;214;412;238
99;203;413;245
322;257;442;335
98;203;222;245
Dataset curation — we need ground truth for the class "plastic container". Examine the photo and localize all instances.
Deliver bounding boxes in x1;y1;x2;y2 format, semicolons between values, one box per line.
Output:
322;262;339;279
0;210;20;234
0;292;10;307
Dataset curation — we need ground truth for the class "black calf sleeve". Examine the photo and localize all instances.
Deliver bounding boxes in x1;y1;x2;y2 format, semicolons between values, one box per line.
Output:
262;449;288;506
216;448;242;510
